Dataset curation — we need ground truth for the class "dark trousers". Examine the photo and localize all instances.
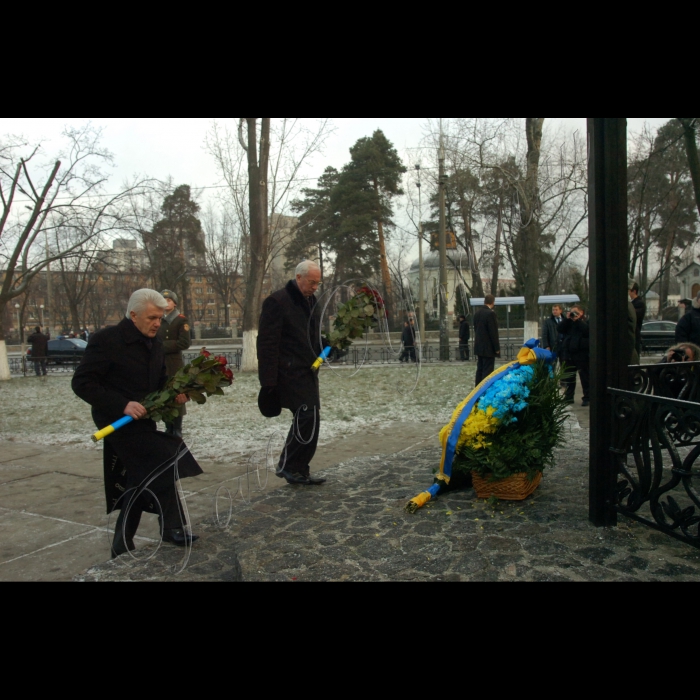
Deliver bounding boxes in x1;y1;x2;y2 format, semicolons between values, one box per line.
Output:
33;359;47;376
117;479;185;540
165;415;184;438
459;344;470;361
279;406;320;476
564;359;590;401
475;356;496;387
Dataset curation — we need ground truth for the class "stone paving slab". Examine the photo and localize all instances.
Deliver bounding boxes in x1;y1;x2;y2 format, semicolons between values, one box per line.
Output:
81;422;700;582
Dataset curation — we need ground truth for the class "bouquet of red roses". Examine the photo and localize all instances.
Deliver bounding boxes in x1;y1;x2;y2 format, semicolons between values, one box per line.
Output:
143;351;234;423
91;352;234;442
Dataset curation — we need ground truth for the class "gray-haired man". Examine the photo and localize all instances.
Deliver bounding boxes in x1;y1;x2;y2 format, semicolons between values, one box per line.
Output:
72;289;202;558
257;261;327;486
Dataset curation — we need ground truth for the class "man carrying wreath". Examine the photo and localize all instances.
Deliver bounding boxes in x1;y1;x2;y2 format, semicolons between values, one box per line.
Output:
72;289;203;558
257;260;327;486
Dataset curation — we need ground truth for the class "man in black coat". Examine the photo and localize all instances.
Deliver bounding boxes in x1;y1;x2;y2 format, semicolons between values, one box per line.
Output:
28;326;50;377
72;289;202;558
474;295;501;386
257;261;326;486
629;282;646;357
401;320;417;363
559;304;590;407
542;305;564;357
458;315;471;361
676;292;700;345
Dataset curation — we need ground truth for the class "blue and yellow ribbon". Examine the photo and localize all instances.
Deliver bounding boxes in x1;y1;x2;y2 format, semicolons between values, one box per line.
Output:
92;416;134;443
407;340;554;512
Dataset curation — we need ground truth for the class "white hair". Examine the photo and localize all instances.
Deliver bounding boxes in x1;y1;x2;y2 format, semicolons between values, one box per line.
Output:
126;289;167;317
295;260;321;278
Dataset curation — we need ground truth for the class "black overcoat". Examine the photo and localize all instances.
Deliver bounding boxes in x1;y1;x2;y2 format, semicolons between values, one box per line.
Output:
257;280;323;411
402;325;416;348
28;331;50;359
72;317;202;514
474;307;500;358
559;316;590;364
459;320;471;344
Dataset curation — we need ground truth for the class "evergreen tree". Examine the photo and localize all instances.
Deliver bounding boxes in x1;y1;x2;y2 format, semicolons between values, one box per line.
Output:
145;185;205;315
336;130;407;322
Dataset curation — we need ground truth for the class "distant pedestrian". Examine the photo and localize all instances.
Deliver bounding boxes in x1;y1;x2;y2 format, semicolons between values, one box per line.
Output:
28;326;50;377
559;305;590;407
675;292;700;346
629;281;646;357
458;314;471;361
401;320;416;363
474;295;500;386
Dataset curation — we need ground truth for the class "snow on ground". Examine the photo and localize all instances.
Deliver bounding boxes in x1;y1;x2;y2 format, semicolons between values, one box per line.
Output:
0;365;476;461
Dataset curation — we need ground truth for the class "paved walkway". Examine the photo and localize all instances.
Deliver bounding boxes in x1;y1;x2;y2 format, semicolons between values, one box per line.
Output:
81;400;700;582
4;381;699;582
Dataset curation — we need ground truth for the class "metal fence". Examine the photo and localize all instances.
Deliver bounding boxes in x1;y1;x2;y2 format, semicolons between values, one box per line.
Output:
608;362;700;549
326;342;523;368
10;355;83;377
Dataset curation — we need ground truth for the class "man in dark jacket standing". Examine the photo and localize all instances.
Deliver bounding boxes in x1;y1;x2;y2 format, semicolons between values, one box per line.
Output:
72;289;202;558
28;326;50;377
257;261;326;486
157;290;191;438
629;282;646;357
542;305;564;358
459;315;471;361
676;292;700;345
401;319;417;363
559;304;590;407
474;295;501;386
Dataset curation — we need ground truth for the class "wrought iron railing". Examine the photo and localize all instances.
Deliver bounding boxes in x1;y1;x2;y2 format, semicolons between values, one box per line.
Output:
610;361;700;549
10;355;83;376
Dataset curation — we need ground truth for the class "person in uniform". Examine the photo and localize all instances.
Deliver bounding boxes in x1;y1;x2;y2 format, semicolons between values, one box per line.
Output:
257;260;327;486
72;289;202;558
157;290;191;438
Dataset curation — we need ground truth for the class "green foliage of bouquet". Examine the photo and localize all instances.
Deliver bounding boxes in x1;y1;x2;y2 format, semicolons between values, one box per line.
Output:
142;352;234;424
453;362;571;482
327;286;386;351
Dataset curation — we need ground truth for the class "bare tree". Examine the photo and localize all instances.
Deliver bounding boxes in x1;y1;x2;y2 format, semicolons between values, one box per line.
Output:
201;204;245;327
205;118;334;371
0;125;153;380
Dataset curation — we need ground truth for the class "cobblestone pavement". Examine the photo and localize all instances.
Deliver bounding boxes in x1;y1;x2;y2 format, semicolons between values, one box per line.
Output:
81;421;700;582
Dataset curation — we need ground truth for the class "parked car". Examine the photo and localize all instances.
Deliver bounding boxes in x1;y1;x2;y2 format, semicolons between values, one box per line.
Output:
27;338;88;364
640;321;677;352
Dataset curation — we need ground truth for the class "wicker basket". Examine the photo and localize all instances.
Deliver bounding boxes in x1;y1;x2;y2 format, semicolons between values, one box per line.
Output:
472;471;542;501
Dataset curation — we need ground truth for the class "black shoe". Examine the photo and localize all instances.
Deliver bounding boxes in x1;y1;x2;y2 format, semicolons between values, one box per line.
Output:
305;475;326;485
565;398;575;405
582;400;590;407
277;469;312;485
111;530;136;559
162;529;199;546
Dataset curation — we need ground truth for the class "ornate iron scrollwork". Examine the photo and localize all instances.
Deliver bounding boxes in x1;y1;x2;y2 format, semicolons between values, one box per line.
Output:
610;386;700;548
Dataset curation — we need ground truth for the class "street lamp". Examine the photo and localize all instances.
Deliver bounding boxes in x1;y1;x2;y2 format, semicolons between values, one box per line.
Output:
40;305;45;328
14;304;22;346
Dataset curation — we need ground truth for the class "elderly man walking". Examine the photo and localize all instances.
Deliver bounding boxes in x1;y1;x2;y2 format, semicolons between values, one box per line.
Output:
257;261;327;486
72;289;202;558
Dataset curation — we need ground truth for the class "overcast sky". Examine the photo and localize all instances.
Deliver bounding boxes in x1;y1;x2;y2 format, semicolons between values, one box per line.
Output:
2;117;671;197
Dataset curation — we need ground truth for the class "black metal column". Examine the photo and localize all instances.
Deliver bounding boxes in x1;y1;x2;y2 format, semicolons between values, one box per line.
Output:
588;118;629;527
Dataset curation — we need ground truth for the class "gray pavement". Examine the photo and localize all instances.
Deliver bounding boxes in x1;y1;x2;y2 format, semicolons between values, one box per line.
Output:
4;380;700;582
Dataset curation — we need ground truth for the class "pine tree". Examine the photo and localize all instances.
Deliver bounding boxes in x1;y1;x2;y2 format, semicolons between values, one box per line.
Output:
336;130;407;322
146;185;205;314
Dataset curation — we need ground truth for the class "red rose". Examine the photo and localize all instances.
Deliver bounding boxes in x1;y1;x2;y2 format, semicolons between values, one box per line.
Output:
216;356;228;366
201;350;211;358
223;368;234;381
